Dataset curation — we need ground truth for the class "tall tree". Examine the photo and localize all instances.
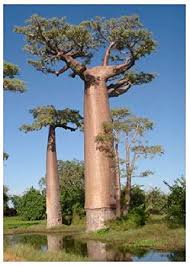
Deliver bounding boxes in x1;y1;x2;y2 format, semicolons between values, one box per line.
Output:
15;15;156;230
96;108;164;216
20;105;82;228
3;62;26;92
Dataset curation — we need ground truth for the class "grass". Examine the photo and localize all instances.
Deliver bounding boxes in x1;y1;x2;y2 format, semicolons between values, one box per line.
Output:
4;216;85;235
77;215;185;252
4;244;88;262
4;216;45;229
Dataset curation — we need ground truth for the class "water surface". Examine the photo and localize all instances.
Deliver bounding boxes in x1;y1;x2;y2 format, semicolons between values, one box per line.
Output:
4;233;185;262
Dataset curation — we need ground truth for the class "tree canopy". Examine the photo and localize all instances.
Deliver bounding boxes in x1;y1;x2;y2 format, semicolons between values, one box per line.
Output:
3;62;26;93
20;105;83;132
96;108;164;178
15;15;156;97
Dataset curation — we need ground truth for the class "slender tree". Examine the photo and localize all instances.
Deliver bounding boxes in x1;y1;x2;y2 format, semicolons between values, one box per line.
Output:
20;105;82;228
15;15;156;230
96;108;164;216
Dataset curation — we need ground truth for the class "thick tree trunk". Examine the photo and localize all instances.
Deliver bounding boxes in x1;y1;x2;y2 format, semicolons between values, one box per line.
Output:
123;170;132;216
46;126;62;228
115;143;121;217
84;78;116;231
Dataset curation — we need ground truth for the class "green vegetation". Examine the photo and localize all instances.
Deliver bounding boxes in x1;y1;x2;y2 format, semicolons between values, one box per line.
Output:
10;160;84;224
145;187;167;215
164;177;186;227
4;214;185;253
20;106;82;133
79;215;185;252
4;216;45;230
4;216;84;235
3;61;26;93
4;244;88;262
12;187;46;221
96;108;164;216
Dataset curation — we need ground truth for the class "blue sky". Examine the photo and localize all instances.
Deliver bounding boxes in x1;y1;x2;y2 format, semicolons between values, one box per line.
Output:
3;4;185;195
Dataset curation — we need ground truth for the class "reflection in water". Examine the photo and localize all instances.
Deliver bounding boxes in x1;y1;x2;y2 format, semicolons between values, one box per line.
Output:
47;234;63;252
4;233;185;262
87;240;107;261
87;240;132;261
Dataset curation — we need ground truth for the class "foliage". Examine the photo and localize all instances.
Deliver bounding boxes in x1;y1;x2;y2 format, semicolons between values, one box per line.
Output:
58;160;85;224
12;187;46;221
127;205;149;226
96;108;164;214
145;187;167;215
106;205;149;231
164;177;185;227
96;108;164;177
3;186;9;214
129;185;146;210
20;105;83;132
3;62;26;92
11;195;22;214
121;185;145;211
15;15;156;98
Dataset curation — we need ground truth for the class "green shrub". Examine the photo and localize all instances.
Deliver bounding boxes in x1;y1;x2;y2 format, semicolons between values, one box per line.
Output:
121;185;146;212
107;205;149;231
145;187;167;215
57;160;85;224
130;186;146;210
72;203;85;225
164;177;185;227
128;205;149;226
13;187;46;221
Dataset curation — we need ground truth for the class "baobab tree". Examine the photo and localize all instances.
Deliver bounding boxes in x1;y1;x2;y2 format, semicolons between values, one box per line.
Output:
96;108;164;216
20;105;82;228
15;15;156;230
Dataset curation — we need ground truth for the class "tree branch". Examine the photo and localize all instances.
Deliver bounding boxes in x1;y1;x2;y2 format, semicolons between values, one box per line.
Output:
34;17;58;54
113;56;135;76
48;65;69;76
55;124;78;131
107;48;135;79
108;79;132;98
131;152;137;173
102;42;116;66
59;53;87;79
